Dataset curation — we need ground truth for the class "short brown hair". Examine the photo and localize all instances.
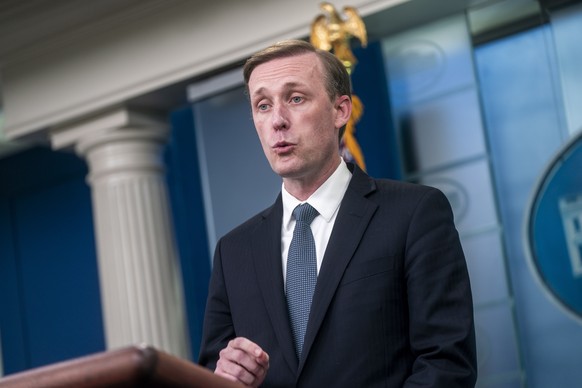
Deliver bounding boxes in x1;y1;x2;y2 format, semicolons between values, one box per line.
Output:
243;39;352;140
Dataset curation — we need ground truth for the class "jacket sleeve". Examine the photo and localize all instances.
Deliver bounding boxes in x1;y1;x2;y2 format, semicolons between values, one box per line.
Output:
403;187;478;387
198;239;235;370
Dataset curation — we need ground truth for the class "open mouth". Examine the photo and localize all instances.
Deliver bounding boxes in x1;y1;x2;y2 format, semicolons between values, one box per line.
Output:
274;141;294;154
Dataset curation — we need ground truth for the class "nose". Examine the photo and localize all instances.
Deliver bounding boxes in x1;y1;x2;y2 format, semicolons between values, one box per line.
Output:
272;105;289;131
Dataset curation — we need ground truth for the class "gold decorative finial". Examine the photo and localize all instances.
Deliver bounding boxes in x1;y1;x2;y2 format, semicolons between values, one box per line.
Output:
310;2;367;74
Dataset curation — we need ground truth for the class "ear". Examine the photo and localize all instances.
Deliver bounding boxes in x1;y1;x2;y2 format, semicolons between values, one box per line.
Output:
334;95;352;129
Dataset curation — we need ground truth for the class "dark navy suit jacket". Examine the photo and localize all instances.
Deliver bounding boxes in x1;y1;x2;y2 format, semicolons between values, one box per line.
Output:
199;164;477;387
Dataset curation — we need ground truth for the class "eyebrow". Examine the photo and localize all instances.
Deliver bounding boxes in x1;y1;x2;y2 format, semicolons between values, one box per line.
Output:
251;81;308;99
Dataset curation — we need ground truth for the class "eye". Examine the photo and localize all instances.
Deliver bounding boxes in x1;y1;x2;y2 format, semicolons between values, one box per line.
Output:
257;103;269;111
291;96;303;104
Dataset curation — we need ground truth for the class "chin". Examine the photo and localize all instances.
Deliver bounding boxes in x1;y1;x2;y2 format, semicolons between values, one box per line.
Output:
273;166;303;180
274;168;296;179
270;159;301;177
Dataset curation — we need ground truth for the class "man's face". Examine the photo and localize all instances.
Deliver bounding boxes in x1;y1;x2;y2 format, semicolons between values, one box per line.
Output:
248;52;350;185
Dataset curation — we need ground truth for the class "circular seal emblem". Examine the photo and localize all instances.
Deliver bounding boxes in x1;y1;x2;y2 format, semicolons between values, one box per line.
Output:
525;131;582;321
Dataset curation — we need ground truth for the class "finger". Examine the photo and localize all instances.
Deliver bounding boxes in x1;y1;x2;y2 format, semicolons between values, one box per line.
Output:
230;338;270;368
221;343;267;379
219;338;269;386
216;356;257;386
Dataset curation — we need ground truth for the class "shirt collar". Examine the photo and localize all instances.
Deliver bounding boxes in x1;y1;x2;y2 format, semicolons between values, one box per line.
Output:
282;159;352;228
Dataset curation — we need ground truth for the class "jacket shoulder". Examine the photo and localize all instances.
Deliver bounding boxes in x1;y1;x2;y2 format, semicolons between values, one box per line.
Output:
219;200;279;242
349;163;442;202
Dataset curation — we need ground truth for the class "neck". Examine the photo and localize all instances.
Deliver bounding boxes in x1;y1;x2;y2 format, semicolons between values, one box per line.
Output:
283;157;341;201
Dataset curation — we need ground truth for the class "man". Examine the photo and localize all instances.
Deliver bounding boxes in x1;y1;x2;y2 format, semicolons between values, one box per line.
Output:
199;39;477;387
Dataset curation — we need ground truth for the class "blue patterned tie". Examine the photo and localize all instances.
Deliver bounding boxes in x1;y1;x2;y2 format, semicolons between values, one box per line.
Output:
286;203;319;359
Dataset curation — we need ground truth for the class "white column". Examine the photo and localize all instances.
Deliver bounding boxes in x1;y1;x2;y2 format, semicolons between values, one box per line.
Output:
54;107;190;358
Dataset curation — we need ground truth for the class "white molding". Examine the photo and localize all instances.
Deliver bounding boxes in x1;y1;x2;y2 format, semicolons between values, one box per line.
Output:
0;0;170;67
51;106;165;150
2;0;409;142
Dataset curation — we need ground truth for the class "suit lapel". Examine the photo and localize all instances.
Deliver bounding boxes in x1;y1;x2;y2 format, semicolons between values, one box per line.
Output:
251;195;299;373
299;165;378;373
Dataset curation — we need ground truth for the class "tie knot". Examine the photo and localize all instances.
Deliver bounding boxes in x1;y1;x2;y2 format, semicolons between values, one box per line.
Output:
293;203;319;225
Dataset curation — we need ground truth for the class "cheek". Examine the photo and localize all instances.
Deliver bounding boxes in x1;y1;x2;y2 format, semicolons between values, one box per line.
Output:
256;131;268;149
312;116;339;145
254;125;272;154
253;117;266;138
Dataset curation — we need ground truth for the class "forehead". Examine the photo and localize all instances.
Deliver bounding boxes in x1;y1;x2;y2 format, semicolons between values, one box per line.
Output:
248;53;324;95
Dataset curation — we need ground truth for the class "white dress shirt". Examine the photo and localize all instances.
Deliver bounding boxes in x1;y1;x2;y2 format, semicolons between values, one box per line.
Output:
281;159;352;286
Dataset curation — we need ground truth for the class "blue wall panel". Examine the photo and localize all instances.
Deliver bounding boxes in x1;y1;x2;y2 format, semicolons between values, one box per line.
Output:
475;25;582;387
0;199;29;373
0;147;105;374
14;177;104;368
166;107;211;360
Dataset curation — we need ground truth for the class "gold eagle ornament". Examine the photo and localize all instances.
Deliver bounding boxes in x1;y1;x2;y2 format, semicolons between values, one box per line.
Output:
310;2;367;74
310;2;368;170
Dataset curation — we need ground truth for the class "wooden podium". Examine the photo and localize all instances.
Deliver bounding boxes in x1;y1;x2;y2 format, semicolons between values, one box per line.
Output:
0;345;242;387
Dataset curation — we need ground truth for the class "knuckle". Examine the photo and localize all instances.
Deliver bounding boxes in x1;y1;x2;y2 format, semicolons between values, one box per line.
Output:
249;363;262;375
232;366;246;379
218;347;229;359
